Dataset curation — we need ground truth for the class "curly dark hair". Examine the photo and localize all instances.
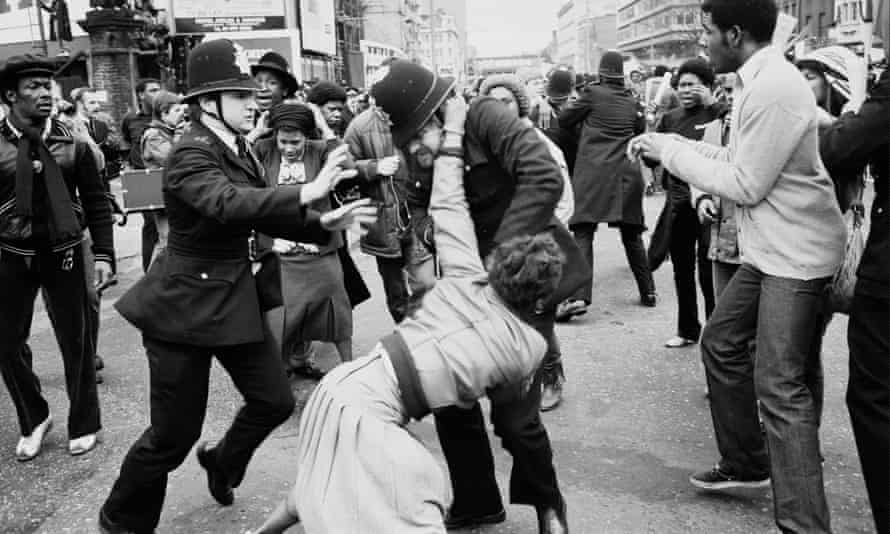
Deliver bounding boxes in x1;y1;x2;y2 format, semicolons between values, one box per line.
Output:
486;233;565;316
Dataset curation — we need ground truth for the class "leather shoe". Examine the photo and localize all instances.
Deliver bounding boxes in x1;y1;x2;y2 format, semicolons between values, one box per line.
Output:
537;502;568;534
444;508;506;530
69;433;98;456
196;442;234;506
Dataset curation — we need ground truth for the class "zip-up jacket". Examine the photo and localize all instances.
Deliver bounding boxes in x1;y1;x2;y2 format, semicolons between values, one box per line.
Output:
0;118;115;267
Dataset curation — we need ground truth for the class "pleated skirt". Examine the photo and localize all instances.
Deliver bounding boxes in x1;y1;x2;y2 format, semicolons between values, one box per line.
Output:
292;346;448;533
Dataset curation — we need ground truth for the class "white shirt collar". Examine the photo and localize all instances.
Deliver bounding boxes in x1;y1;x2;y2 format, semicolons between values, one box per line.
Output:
200;114;239;155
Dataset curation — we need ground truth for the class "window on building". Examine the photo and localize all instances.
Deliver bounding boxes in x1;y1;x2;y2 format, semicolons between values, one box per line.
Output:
18;0;32;7
0;0;9;12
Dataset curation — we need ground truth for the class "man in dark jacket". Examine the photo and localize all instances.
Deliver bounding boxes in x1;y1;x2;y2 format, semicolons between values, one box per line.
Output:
372;59;588;534
0;55;115;462
818;68;889;534
559;51;657;318
98;39;376;533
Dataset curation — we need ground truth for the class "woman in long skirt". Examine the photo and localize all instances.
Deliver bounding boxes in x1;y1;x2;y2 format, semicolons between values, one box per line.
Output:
247;96;566;533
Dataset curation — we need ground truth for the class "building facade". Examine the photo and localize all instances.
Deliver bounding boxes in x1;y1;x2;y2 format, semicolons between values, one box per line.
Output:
416;8;464;81
777;0;835;49
360;38;400;87
617;0;701;68
556;0;618;72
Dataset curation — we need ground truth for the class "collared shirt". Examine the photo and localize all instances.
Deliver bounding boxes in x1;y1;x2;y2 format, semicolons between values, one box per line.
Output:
200;115;240;156
660;45;845;280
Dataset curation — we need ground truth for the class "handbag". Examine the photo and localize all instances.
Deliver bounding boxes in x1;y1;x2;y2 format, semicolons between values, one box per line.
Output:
826;180;868;314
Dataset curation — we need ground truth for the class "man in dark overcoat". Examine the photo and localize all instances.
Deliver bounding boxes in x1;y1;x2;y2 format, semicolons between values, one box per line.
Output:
98;39;376;533
558;51;657;317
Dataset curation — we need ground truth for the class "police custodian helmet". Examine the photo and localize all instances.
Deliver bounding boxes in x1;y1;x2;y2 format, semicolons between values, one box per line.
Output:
184;39;260;101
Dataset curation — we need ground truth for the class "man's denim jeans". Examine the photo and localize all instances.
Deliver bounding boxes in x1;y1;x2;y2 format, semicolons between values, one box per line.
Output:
701;263;831;533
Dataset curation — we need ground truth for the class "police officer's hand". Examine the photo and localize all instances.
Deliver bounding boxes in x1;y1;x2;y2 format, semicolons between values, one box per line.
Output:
95;260;114;289
319;198;379;235
300;145;358;205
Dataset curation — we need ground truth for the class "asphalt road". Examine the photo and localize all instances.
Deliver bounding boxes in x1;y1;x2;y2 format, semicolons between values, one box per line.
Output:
0;194;874;534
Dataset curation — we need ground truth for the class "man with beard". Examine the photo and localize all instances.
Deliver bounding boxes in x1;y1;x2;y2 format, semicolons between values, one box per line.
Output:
371;59;588;534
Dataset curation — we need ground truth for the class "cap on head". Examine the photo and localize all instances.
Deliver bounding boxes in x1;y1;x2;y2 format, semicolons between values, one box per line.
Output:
250;51;300;96
184;39;259;101
369;59;456;147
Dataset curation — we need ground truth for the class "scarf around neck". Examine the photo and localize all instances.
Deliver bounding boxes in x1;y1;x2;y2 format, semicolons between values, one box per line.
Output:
8;115;80;242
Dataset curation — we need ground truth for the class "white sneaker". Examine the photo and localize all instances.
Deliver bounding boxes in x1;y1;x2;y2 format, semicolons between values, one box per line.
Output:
69;433;98;456
16;415;53;462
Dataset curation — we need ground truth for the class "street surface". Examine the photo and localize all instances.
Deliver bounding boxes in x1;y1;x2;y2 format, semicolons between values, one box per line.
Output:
0;193;874;533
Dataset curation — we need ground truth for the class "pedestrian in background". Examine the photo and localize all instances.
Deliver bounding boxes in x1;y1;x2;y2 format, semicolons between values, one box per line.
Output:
140;90;186;267
120;78;162;272
645;58;722;348
248;52;300;144
559;50;657;319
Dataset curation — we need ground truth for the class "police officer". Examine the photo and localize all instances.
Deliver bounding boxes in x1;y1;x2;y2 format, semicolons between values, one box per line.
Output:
0;55;115;461
98;39;376;533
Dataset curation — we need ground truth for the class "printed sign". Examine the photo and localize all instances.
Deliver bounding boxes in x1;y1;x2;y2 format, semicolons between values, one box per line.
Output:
173;0;286;33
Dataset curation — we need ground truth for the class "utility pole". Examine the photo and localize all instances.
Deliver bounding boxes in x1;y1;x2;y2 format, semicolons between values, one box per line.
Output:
34;0;49;56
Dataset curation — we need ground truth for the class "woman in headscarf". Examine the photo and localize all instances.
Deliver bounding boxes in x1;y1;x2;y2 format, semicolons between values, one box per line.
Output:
254;103;355;376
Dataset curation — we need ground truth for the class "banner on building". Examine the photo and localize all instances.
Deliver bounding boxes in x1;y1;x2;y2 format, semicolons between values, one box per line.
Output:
173;0;286;33
299;0;336;56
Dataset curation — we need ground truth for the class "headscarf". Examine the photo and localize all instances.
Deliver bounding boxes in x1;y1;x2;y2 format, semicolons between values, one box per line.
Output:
268;102;316;135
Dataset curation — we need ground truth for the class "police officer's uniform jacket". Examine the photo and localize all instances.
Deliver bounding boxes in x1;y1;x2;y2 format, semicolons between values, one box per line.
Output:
115;119;330;347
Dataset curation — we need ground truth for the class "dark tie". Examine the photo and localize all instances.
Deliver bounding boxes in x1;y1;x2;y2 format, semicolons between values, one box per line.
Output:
235;136;259;176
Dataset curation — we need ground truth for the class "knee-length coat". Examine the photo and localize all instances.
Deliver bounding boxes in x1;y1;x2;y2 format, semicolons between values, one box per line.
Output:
559;82;646;228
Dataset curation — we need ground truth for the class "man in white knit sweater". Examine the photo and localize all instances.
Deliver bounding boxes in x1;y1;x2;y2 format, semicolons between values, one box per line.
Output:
630;1;844;533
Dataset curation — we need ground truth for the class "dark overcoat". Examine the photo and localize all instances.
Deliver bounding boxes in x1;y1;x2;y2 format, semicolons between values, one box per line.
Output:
115;120;330;347
559;82;646;228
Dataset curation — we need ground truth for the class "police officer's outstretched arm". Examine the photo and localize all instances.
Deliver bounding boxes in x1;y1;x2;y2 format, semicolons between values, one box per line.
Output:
165;143;376;241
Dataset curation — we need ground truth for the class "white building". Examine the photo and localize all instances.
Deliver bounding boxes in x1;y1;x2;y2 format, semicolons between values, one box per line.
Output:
361;39;402;88
416;9;464;82
556;0;618;72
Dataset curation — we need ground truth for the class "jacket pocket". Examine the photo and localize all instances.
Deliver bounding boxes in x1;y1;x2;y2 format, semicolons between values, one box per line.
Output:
0;199;32;241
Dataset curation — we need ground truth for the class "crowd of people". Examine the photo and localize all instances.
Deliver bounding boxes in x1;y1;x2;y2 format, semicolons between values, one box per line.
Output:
0;0;887;532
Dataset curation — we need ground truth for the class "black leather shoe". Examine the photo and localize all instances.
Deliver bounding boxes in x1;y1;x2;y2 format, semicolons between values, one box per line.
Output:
444;508;506;530
98;508;153;534
95;354;105;370
537;502;569;534
640;293;657;307
196;442;234;506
